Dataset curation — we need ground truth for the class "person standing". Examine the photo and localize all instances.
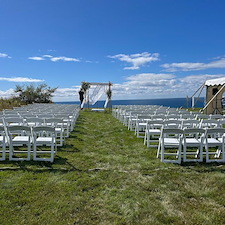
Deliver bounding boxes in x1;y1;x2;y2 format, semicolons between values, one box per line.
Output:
79;89;84;109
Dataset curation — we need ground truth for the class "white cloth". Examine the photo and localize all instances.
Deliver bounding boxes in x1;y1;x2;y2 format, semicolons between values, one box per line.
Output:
205;77;225;86
104;97;109;108
89;85;106;105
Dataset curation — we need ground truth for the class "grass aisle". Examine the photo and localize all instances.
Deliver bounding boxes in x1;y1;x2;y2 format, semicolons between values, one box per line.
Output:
1;110;225;224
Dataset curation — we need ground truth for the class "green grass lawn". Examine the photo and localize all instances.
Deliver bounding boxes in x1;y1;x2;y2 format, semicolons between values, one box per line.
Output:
1;110;225;224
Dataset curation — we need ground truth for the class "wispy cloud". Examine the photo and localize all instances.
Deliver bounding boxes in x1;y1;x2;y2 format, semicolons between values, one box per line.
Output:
108;52;160;70
50;56;80;62
28;56;45;61
42;55;53;58
28;54;80;62
0;77;44;82
0;53;11;58
161;57;225;72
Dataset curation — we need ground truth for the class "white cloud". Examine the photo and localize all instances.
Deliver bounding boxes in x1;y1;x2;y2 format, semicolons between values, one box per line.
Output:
50;56;80;62
161;57;225;72
53;87;81;101
179;74;224;84
111;73;225;99
125;73;175;85
28;56;45;61
0;53;11;58
42;55;53;58
28;55;80;62
0;88;15;98
0;77;44;82
52;74;225;101
108;52;160;70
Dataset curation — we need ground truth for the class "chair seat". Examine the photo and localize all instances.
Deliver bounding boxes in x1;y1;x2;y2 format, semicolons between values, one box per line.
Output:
36;137;53;143
164;138;180;145
148;129;161;134
183;138;200;145
138;122;147;127
55;128;63;132
12;136;30;143
204;138;222;145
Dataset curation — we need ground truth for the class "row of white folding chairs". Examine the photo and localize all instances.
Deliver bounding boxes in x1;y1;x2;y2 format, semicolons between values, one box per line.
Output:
143;119;225;148
0;125;57;162
118;109;202;128
1;117;67;143
1;112;79;138
135;115;225;139
112;105;167;120
157;127;225;164
4;105;79;115
129;114;202;132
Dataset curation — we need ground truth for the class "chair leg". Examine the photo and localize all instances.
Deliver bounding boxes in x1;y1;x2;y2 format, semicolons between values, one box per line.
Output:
0;143;6;161
157;141;161;159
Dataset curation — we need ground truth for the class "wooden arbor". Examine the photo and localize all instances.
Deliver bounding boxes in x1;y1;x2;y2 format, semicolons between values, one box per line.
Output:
81;81;112;108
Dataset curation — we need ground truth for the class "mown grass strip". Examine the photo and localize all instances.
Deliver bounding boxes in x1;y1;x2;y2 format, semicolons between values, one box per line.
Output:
0;110;225;224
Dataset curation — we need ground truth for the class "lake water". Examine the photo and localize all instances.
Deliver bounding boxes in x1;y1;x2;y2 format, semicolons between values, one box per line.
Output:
55;97;205;109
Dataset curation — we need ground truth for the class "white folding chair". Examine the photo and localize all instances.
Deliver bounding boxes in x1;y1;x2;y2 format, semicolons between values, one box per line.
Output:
54;114;72;137
183;128;205;162
32;126;56;162
134;115;152;138
204;128;225;163
7;125;32;161
45;118;64;146
157;128;183;164
144;120;164;148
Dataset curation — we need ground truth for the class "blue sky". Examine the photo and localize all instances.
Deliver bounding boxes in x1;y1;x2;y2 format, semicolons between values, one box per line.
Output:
1;0;225;102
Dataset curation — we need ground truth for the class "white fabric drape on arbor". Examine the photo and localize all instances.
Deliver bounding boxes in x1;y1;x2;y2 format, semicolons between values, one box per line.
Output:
89;85;105;105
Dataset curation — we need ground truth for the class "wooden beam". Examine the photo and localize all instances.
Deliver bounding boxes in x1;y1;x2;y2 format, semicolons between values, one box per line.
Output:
88;82;113;86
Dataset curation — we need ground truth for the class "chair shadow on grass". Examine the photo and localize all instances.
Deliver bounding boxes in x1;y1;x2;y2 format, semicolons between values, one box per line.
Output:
57;144;81;153
0;154;83;173
180;161;225;173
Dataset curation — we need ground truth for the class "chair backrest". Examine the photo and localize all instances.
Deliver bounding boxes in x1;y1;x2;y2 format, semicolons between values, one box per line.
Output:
136;115;152;122
160;128;184;138
163;120;182;128
25;117;44;126
183;128;205;139
199;119;220;128
4;117;24;126
146;120;164;129
151;115;166;120
210;114;225;120
7;125;32;136
33;126;55;133
180;114;196;120
166;115;181;120
44;118;63;127
205;128;225;137
181;119;200;129
36;114;53;119
196;114;210;120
